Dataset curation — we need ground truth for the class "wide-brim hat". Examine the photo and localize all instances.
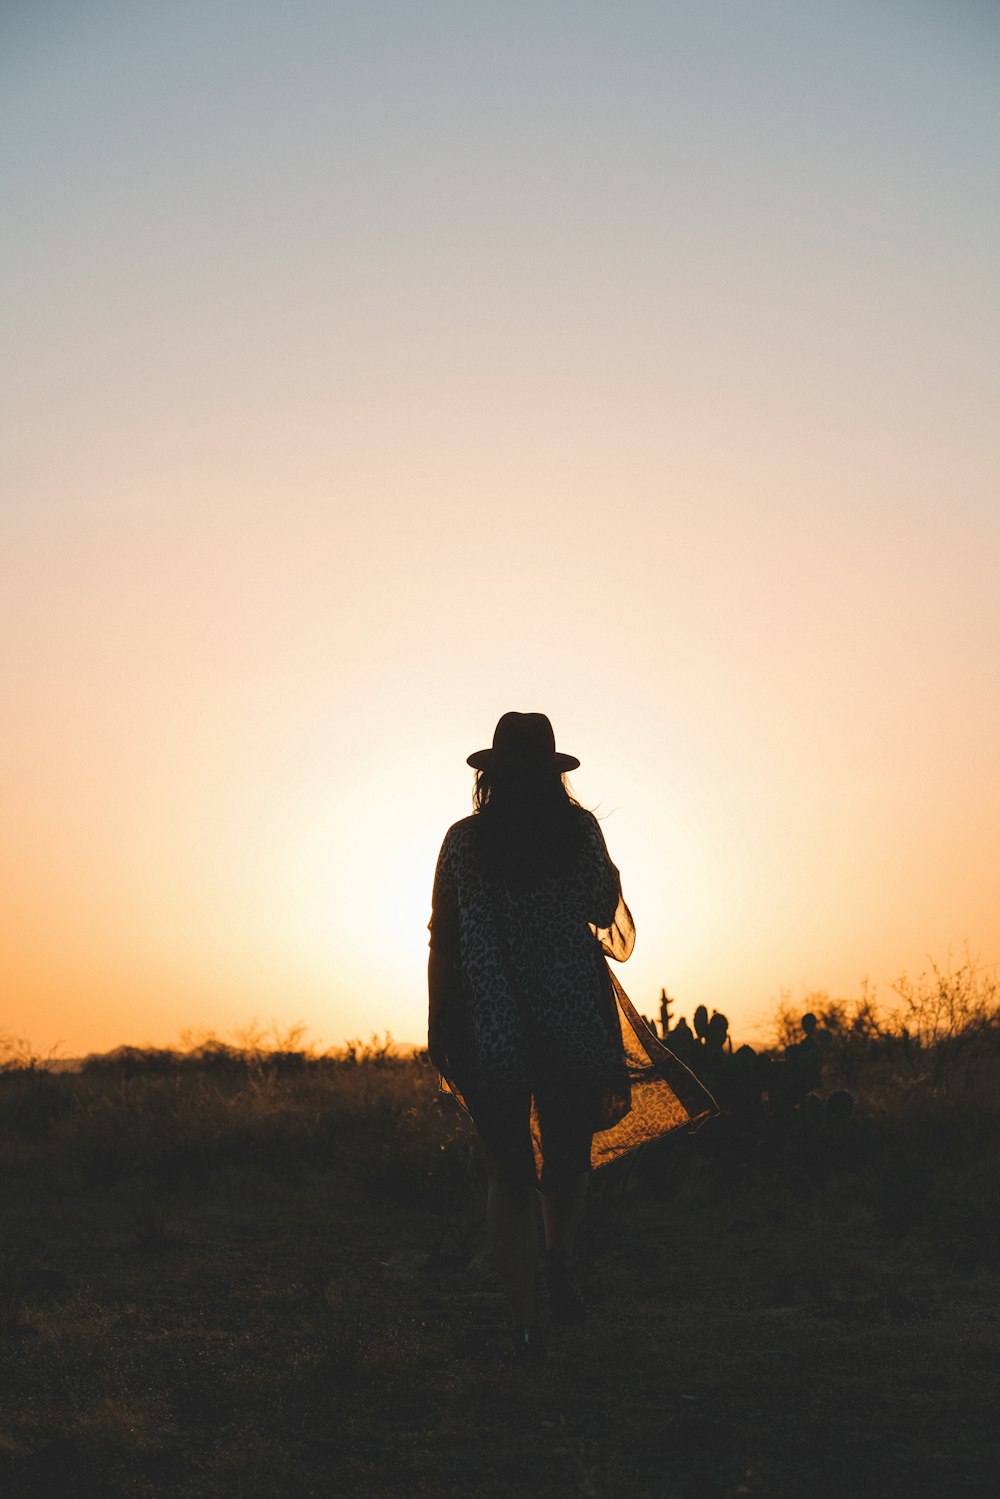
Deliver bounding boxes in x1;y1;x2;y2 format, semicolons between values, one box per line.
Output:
467;712;580;773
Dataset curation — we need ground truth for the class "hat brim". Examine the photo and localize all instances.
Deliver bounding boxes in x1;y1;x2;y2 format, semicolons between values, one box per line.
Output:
467;749;580;773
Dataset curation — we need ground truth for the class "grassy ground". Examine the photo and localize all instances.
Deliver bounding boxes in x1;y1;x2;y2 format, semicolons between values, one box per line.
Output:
1;1030;999;1498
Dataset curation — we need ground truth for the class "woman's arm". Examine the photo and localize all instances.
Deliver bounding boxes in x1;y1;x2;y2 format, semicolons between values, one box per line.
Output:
427;947;453;1072
583;812;636;961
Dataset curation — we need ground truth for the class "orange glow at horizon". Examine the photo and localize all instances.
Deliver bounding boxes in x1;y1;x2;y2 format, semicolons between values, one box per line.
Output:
2;4;999;1060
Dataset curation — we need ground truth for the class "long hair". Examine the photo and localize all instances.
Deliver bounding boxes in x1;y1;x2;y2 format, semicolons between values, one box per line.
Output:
472;768;584;891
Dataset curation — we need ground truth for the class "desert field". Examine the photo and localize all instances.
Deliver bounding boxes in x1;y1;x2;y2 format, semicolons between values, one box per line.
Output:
2;973;999;1498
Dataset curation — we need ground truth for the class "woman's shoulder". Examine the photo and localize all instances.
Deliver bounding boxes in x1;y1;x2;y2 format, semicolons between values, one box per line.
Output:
440;815;478;853
572;805;603;839
572;807;613;861
446;814;477;835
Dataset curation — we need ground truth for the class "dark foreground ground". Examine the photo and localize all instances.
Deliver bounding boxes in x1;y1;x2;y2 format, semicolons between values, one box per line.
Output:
2;1037;999;1498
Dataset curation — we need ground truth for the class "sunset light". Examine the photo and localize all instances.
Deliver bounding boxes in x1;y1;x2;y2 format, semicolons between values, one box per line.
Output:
3;8;1000;1490
2;2;998;1061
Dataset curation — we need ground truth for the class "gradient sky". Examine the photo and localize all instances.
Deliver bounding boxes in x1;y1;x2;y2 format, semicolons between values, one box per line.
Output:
3;1;998;1058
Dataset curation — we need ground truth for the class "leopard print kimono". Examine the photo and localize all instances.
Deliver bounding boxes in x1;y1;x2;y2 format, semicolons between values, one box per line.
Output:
429;808;714;1168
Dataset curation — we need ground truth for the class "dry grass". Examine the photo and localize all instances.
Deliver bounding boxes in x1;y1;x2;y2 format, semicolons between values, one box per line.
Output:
2;991;999;1497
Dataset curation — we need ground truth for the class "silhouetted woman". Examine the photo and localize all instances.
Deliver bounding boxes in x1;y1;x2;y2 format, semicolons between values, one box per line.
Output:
427;712;713;1364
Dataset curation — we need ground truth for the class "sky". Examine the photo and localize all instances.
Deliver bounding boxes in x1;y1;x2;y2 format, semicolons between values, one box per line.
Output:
2;0;998;1059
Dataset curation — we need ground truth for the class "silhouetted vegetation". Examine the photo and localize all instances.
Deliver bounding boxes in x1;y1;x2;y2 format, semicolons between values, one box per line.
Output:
1;963;998;1495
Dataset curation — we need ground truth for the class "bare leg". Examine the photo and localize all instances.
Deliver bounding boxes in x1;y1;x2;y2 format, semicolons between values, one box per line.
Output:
538;1172;589;1325
484;1147;539;1327
540;1171;588;1254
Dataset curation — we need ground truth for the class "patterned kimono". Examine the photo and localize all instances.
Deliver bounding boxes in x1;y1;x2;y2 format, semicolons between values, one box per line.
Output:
429;808;714;1170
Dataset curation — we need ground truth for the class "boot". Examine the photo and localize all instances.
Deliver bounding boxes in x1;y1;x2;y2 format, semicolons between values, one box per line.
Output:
512;1324;548;1367
544;1248;586;1324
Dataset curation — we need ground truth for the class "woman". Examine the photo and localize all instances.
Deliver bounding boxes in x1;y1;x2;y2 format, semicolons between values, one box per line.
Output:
427;712;713;1364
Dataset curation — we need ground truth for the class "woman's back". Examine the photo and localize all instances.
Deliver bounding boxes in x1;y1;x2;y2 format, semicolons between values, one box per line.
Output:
470;767;584;892
427;713;715;1359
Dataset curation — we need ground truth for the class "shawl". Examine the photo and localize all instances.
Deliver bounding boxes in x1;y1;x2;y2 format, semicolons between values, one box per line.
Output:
430;811;716;1172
